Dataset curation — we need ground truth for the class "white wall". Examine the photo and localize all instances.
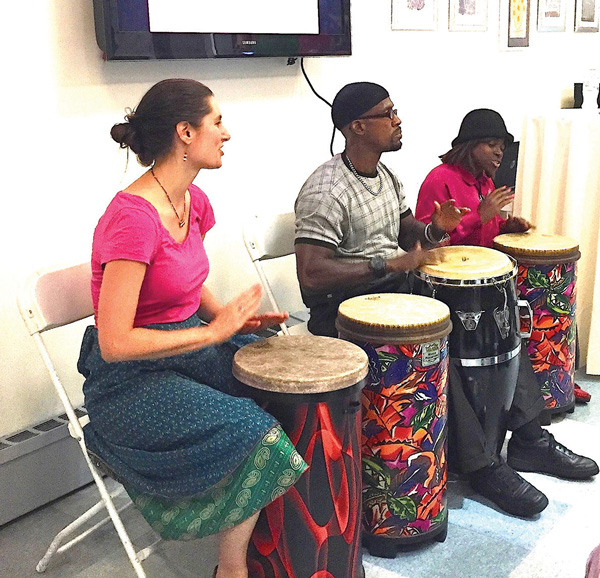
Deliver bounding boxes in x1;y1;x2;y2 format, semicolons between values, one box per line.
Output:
1;1;598;436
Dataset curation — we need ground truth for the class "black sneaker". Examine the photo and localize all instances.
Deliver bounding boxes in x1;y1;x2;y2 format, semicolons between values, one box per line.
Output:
508;430;599;480
469;459;548;517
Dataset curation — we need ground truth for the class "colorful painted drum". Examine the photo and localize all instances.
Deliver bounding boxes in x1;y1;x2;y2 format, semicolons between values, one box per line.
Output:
413;246;528;458
336;293;452;556
233;335;369;578
493;232;580;417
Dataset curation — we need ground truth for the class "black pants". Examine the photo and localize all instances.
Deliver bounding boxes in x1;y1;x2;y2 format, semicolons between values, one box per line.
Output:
447;346;545;474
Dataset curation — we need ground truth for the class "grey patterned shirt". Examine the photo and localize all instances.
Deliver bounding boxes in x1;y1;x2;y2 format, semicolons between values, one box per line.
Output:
294;154;410;261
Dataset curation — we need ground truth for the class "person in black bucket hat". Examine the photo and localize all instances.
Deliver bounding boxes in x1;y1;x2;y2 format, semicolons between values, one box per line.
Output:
294;81;471;339
416;107;527;247
451;108;514;147
414;109;598;519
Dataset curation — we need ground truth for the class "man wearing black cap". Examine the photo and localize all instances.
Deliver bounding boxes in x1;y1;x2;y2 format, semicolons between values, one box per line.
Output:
412;108;598;518
294;81;469;337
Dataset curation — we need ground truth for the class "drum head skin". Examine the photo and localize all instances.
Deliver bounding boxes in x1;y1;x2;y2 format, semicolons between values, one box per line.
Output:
417;245;516;284
494;232;580;265
336;293;452;344
233;335;368;394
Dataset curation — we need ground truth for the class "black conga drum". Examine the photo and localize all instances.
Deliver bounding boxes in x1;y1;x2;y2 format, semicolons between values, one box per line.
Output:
336;294;452;557
493;232;580;418
413;246;530;457
233;335;369;578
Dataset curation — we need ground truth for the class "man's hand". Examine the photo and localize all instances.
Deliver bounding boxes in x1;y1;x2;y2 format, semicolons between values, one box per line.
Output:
386;242;442;273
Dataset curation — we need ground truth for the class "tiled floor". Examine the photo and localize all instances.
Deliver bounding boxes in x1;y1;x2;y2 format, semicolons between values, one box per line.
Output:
1;369;599;578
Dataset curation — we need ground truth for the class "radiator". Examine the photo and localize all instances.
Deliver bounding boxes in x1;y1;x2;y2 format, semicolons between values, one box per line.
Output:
0;408;93;526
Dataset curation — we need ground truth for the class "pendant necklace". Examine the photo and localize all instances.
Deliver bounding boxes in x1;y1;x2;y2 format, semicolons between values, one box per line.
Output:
344;153;383;196
151;167;187;228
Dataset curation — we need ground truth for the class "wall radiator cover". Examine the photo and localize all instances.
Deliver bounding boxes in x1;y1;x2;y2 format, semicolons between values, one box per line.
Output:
0;408;92;526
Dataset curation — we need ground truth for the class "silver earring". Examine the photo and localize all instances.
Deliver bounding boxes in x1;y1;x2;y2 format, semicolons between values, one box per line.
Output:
183;152;188;162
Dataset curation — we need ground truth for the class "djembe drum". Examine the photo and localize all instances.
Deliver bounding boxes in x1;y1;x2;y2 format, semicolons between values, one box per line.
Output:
336;293;452;557
233;335;369;578
413;246;531;458
493;232;580;418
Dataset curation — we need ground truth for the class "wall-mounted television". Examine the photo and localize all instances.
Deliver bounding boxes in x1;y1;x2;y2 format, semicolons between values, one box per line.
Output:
93;0;351;60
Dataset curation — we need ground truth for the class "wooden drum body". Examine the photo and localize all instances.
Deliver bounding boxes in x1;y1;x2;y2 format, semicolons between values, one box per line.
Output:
233;335;368;578
494;232;580;416
336;294;452;555
413;246;526;457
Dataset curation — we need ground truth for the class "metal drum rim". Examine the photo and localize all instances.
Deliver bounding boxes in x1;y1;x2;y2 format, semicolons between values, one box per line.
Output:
413;260;518;287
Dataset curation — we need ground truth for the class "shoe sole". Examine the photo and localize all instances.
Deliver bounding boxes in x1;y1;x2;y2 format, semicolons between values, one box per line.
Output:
507;457;599;480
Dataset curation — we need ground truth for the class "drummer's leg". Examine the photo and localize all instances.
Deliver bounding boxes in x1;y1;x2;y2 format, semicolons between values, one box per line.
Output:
448;361;548;517
446;363;494;474
507;346;599;479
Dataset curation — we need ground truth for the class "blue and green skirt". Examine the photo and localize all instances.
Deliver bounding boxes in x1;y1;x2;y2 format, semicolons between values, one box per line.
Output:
78;316;307;540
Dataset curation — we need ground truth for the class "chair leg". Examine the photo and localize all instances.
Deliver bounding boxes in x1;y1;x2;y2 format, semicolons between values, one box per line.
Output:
36;480;150;577
36;498;111;572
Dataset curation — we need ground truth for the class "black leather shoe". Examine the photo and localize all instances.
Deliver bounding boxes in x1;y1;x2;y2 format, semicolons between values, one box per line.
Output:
508;430;599;480
469;459;548;517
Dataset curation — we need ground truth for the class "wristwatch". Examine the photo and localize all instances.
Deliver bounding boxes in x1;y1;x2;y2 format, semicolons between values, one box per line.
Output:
368;256;387;278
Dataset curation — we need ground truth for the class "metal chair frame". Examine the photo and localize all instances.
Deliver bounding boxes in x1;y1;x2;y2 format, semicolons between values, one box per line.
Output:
242;212;309;336
17;262;159;577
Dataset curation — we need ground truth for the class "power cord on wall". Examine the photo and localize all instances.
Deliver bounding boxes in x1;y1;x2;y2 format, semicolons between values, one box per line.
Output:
290;57;337;157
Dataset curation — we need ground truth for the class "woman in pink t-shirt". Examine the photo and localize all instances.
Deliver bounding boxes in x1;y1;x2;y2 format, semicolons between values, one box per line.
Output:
79;79;307;578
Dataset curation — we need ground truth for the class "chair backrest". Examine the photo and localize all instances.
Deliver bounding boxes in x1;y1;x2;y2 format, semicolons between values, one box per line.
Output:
243;213;308;335
18;262;94;336
17;262;93;439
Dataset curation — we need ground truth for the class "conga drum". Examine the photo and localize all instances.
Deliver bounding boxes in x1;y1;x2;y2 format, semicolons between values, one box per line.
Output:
233;335;369;578
493;232;580;417
335;293;452;557
413;246;530;458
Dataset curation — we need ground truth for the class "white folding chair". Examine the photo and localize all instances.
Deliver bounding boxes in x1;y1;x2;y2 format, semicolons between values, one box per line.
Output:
17;262;159;577
243;213;310;335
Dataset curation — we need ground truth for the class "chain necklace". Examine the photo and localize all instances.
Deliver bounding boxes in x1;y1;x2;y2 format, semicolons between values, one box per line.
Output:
344;153;383;196
150;167;187;228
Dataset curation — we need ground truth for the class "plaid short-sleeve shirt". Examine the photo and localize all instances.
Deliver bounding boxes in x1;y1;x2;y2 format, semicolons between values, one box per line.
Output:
294;154;410;261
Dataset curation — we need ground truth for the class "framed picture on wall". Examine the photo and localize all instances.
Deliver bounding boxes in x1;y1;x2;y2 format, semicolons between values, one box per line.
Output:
505;0;530;47
449;0;488;31
575;0;599;31
392;0;437;31
538;0;567;31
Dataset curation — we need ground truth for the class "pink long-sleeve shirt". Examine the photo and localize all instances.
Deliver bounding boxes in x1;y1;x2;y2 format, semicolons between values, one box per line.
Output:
415;163;505;248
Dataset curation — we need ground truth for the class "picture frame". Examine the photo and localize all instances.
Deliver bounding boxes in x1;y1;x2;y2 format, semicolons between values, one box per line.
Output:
505;0;530;47
449;0;488;31
575;0;599;32
391;0;437;31
537;0;567;31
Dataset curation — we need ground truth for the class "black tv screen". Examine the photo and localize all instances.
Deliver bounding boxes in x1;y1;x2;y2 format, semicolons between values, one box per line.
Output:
93;0;351;60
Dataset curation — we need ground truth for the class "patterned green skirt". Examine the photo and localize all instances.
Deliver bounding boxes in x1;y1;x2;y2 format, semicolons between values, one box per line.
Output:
125;425;307;540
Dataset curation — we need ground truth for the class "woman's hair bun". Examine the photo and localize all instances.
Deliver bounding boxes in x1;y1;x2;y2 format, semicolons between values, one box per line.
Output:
110;119;141;154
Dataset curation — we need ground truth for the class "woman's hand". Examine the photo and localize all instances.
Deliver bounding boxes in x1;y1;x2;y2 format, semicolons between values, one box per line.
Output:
238;311;290;334
478;186;514;224
431;200;471;232
500;216;533;234
208;284;264;343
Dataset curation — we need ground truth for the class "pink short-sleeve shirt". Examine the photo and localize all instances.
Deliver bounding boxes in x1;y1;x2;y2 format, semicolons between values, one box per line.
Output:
91;184;216;327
